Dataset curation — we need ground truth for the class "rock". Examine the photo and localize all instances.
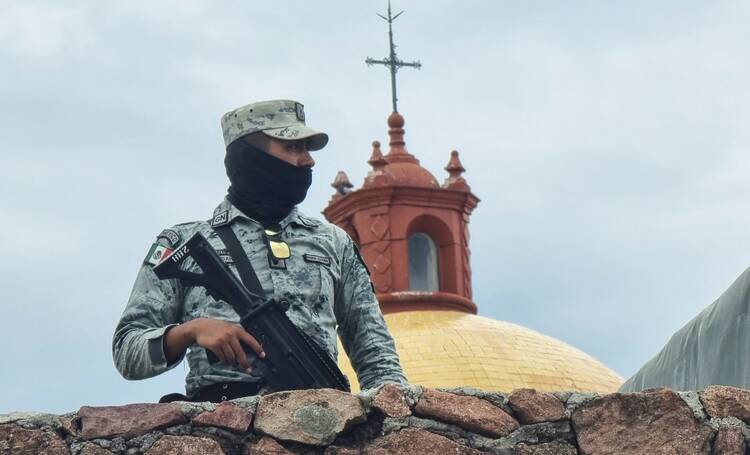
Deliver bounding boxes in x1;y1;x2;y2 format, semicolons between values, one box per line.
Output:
701;386;750;423
514;441;577;455
712;427;745;455
144;435;224;454
0;424;69;454
79;443;116;455
0;412;57;427
254;389;366;446
372;384;411;418
573;389;713;454
244;436;294;455
324;446;361;454
192;402;253;433
363;427;484;454
414;388;519;438
59;416;78;437
78;403;186;440
507;389;566;424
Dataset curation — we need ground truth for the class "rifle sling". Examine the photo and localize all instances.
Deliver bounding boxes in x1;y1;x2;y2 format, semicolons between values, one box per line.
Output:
213;224;265;298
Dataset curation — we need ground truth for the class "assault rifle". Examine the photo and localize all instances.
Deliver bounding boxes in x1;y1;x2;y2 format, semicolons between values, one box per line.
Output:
153;232;350;392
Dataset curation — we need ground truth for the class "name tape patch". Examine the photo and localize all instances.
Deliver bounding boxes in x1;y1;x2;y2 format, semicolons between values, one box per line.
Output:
303;253;331;266
215;248;234;264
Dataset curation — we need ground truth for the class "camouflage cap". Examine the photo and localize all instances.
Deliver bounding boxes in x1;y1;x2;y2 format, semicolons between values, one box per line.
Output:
221;99;329;151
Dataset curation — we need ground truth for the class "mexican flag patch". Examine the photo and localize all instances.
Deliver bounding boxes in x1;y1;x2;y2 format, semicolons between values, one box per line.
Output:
144;243;173;266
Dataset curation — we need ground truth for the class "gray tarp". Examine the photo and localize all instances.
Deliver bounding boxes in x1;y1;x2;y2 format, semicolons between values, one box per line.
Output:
620;266;750;392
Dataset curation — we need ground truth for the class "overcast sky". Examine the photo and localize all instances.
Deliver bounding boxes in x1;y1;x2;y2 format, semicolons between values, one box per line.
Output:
1;0;749;414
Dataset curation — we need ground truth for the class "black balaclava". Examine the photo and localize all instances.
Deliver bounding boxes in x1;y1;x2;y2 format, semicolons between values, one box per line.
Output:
224;138;312;225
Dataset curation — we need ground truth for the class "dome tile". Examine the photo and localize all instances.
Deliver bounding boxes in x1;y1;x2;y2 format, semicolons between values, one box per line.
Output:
337;310;622;393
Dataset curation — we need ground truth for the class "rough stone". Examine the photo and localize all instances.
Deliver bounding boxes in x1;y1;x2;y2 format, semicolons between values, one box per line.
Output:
441;387;512;414
678;391;709;422
514;441;577;455
324;446;361;454
79;443;116;455
701;386;750;424
712;427;745;455
144;435;224;454
15;413;62;430
192;402;253;433
175;401;216;419
79;403;186;440
254;389;366;446
232;395;261;414
244;436;294;455
372;383;411;418
363;427;485;454
573;389;713;454
414;388;519;438
0;424;69;454
564;393;598;415
59;416;78;437
507;389;566;424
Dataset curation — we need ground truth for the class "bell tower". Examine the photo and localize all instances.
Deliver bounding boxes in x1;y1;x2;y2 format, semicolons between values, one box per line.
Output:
323;112;480;314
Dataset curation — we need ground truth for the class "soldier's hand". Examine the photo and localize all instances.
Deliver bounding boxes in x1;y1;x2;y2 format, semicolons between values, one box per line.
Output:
187;318;266;373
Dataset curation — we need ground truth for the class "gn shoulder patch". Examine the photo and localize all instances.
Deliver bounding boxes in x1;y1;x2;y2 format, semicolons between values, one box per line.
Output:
157;229;181;248
211;210;230;227
144;243;173;266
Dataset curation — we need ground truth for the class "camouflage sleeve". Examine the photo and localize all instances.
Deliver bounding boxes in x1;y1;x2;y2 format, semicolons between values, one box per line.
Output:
112;240;185;380
334;234;407;390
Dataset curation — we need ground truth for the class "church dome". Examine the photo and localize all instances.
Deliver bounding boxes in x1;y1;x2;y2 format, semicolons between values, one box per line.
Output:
338;310;624;393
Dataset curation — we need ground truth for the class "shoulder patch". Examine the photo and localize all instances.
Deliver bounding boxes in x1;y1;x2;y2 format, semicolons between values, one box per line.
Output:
144;243;173;266
157;229;181;247
211;210;230;227
303;253;331;266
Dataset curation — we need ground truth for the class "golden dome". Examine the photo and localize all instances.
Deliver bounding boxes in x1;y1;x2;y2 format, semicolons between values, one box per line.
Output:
337;310;623;393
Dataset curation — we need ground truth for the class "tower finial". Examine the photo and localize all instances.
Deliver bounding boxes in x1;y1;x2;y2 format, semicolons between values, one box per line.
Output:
365;1;422;113
443;150;469;190
331;171;354;196
368;140;388;172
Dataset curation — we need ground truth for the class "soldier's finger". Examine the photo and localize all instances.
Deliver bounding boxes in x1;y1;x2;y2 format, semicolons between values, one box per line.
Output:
238;329;265;358
219;344;235;366
209;346;228;365
229;337;252;373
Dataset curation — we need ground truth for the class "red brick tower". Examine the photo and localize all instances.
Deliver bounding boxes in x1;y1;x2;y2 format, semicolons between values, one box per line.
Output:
323;112;480;314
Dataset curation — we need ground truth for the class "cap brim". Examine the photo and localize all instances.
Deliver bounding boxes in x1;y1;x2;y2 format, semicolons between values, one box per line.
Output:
262;126;329;151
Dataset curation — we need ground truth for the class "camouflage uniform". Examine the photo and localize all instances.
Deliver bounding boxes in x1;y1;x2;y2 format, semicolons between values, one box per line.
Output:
113;199;406;396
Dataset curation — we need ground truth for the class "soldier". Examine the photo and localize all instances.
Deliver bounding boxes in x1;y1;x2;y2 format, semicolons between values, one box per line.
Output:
113;99;406;402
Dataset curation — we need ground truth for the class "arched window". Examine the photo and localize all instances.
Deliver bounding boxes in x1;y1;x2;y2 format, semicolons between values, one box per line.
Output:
408;232;439;291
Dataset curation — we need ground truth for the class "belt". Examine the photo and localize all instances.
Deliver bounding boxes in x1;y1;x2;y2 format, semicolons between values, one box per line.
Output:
189;381;264;403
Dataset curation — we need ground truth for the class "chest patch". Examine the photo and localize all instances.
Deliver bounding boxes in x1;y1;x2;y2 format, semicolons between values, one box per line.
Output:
303;253;331;266
215;248;234;264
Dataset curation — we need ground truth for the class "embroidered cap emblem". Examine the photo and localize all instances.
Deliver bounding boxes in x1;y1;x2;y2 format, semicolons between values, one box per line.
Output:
295;102;305;122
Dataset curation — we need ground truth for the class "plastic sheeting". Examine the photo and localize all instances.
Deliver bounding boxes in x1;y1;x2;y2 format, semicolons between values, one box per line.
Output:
620;266;750;392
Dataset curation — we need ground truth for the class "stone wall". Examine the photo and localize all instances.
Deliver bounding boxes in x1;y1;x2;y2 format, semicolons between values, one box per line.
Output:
2;384;750;454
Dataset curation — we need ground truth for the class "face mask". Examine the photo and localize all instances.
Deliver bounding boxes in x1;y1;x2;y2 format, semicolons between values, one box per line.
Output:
224;140;312;225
